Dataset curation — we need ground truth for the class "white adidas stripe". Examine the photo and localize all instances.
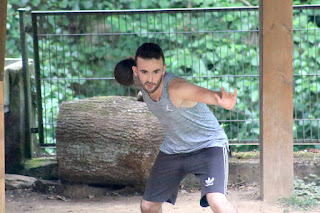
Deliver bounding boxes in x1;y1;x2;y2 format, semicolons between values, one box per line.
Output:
223;145;229;195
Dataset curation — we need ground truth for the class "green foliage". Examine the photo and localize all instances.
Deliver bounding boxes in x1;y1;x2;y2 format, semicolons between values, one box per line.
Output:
5;0;320;146
292;8;320;145
281;175;320;211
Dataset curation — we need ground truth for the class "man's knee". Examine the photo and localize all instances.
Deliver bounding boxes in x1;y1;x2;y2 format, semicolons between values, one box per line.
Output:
140;199;162;213
206;193;238;213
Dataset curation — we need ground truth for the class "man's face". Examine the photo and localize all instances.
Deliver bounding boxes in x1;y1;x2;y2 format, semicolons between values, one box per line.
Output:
132;57;166;94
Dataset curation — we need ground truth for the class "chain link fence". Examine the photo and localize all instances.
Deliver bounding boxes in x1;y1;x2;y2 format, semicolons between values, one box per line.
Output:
25;6;320;147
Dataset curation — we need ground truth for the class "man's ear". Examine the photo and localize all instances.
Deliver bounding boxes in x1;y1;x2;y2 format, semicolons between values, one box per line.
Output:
162;64;167;75
132;66;138;76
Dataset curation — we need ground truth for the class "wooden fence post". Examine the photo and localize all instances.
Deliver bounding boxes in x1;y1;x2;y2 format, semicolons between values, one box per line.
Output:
259;0;294;201
0;0;8;212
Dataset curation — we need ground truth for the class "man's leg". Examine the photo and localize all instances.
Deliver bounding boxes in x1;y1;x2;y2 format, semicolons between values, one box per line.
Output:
142;151;185;212
188;146;236;211
206;192;238;213
140;199;162;213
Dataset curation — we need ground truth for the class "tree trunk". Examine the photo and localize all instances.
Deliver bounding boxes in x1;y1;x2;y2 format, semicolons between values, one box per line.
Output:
56;96;164;187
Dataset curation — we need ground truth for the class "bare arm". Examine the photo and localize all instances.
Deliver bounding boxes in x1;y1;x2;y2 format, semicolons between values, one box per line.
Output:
168;78;237;110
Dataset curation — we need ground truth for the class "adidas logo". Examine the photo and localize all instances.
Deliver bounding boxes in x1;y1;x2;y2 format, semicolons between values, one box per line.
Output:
205;177;215;187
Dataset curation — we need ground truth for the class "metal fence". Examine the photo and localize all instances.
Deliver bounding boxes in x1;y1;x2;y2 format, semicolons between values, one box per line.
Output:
293;6;320;145
24;5;320;147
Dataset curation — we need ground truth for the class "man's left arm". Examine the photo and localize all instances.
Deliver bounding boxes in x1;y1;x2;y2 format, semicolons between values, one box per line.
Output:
168;78;237;110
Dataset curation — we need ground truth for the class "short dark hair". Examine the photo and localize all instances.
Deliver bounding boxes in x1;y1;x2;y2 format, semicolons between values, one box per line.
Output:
135;43;165;64
114;58;136;86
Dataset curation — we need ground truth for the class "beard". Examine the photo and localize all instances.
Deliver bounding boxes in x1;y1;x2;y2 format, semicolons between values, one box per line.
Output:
136;75;163;94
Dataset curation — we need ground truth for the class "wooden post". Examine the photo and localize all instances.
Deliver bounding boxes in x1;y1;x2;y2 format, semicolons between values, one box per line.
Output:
259;0;294;201
0;0;8;212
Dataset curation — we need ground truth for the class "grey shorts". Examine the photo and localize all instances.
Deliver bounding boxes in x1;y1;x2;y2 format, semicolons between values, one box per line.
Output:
142;146;229;207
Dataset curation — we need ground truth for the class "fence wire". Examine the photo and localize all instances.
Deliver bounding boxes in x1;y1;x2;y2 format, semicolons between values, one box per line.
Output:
29;6;320;146
293;6;320;145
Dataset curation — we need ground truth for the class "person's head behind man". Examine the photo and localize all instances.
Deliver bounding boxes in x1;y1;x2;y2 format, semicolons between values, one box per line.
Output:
114;58;136;86
133;43;167;94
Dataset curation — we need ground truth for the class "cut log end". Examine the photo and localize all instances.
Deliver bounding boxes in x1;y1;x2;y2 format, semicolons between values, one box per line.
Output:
56;96;164;187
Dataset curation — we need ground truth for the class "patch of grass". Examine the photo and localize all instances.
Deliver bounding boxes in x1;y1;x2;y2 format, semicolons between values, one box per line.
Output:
231;150;320;159
280;175;320;211
232;151;259;159
24;157;57;169
293;150;320;159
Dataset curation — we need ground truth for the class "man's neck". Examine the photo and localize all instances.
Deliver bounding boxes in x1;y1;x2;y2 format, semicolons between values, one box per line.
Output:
149;78;164;102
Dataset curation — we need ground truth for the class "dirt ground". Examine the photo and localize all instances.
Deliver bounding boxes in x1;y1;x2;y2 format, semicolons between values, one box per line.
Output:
5;184;319;213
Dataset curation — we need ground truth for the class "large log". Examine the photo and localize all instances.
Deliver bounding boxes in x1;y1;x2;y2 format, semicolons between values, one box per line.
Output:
56;96;164;187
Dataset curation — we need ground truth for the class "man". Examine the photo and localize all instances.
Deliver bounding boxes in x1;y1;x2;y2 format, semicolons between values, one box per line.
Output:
132;43;238;213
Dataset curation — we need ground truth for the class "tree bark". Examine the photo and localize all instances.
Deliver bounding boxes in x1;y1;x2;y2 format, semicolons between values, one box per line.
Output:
56;96;164;187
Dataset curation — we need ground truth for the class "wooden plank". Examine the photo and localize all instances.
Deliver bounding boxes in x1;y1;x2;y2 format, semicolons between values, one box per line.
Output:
0;0;7;81
0;0;8;212
259;0;294;201
0;83;3;213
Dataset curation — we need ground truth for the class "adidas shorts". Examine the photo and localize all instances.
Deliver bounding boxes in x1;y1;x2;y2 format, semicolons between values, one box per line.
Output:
142;146;229;207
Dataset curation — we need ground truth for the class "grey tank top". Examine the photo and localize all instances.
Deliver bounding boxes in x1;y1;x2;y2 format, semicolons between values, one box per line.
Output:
140;72;228;154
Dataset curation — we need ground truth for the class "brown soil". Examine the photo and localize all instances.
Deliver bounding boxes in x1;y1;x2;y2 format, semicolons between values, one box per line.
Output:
5;184;318;213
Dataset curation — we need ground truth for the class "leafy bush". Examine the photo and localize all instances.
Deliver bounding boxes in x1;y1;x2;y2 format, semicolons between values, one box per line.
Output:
5;0;320;147
281;175;320;211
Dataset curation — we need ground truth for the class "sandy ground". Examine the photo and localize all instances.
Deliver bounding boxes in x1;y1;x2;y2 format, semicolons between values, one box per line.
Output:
5;185;318;213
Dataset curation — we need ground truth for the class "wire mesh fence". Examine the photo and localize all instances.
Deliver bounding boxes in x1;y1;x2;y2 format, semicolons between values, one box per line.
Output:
293;6;320;145
28;6;320;146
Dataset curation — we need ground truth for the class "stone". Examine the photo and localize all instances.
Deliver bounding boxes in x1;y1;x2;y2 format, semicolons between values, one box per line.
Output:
5;174;37;190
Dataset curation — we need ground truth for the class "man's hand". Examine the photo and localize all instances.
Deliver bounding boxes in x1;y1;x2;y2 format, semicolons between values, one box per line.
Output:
214;87;237;110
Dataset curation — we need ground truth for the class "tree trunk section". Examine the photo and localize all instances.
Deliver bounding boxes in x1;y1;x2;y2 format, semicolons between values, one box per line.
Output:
56;96;164;187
